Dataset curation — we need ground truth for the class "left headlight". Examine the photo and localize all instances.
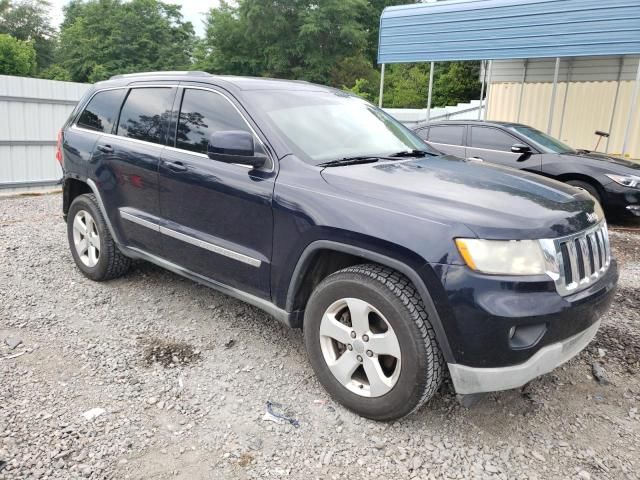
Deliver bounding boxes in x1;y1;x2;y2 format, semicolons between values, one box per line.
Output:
455;238;558;276
605;173;640;189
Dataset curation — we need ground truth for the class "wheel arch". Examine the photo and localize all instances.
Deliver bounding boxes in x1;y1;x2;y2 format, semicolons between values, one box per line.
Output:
286;240;455;362
556;173;605;198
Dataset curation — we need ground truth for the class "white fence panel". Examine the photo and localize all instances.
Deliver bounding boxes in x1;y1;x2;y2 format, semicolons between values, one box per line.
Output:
0;75;90;191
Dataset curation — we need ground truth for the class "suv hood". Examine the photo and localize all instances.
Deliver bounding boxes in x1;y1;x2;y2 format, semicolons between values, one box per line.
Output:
321;156;600;240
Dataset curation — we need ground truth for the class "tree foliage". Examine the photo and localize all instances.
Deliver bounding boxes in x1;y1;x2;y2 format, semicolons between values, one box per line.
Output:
0;32;36;75
56;0;195;83
1;0;481;110
0;0;55;71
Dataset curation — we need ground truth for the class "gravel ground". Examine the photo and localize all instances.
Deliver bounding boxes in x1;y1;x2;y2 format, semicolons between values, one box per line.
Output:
1;193;639;480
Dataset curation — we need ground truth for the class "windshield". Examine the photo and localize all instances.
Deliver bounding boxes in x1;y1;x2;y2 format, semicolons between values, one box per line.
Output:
246;90;436;164
509;125;575;154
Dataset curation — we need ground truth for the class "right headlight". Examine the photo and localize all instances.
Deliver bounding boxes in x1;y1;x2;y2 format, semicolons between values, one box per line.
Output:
455;238;558;276
605;174;640;189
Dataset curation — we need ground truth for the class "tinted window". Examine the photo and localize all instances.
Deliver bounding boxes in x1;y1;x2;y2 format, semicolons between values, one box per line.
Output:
176;89;251;154
470;127;517;152
77;89;125;133
415;127;429;141
116;88;174;144
428;126;464;146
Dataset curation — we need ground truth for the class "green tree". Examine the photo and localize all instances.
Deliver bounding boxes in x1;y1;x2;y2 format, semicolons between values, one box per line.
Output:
0;32;36;75
0;0;55;72
56;0;196;82
196;0;370;85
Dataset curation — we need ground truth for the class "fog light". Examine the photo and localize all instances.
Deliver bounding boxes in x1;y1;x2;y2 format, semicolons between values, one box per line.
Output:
626;205;640;217
509;323;547;350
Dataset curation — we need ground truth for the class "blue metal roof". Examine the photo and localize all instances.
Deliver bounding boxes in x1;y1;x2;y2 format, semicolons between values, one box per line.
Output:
378;0;640;63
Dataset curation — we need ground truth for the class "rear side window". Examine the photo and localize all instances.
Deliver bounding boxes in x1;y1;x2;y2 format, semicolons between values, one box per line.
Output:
76;89;125;133
470;127;517;152
116;88;175;145
428;126;464;146
176;89;251;154
415;127;429;141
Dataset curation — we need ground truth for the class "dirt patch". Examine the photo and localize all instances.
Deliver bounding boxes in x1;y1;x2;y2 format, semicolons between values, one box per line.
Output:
141;337;202;367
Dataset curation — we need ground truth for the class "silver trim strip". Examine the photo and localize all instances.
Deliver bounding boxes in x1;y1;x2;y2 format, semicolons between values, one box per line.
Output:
120;211;159;231
449;320;601;395
119;209;261;268
72;125;166;150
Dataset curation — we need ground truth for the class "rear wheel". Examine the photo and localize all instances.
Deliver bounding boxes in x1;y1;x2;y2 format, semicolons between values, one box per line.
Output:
303;264;444;421
67;194;131;281
566;180;601;205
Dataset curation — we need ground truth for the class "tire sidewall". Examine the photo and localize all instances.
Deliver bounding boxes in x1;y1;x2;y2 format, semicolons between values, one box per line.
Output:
304;272;432;420
67;195;111;281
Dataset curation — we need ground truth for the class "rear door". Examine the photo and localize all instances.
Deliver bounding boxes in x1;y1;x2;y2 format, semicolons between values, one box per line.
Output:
466;126;542;172
419;125;466;157
157;86;275;299
92;86;176;255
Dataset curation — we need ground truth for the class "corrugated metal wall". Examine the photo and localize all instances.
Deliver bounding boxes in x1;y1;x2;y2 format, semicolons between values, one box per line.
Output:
0;75;90;191
487;77;640;158
379;0;640;63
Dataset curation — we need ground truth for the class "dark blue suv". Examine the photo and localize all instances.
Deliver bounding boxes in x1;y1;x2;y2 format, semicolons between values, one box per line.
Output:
58;72;618;420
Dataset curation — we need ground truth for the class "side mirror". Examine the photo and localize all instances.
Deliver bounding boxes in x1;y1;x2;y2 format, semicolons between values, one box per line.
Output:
207;130;266;168
511;143;531;154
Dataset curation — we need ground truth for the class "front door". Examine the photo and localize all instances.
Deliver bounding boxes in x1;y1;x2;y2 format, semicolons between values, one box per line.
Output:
158;87;275;299
466;126;542;172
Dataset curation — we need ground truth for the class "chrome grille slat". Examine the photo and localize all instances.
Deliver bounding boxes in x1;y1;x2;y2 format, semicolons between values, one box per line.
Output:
552;221;611;296
578;236;591;279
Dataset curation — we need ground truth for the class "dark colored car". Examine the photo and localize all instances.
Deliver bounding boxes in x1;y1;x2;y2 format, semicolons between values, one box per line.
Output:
413;120;640;220
58;72;617;420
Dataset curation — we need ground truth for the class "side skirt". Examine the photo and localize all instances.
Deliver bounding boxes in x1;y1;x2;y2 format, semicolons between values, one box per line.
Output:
123;246;297;328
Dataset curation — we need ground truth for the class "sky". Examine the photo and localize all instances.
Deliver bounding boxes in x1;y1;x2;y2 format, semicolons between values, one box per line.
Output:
48;0;220;37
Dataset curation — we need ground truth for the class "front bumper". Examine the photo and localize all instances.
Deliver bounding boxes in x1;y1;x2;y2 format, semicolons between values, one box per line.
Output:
439;260;617;394
603;182;640;218
449;320;600;394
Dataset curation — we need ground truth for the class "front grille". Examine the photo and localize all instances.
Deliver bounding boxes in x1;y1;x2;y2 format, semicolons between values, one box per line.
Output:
552;222;611;296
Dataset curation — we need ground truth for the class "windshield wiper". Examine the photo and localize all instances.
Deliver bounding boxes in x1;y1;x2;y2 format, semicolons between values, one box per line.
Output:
318;157;380;167
388;149;437;158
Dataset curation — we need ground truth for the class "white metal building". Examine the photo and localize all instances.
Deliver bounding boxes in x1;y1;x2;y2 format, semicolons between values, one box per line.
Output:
0;75;90;192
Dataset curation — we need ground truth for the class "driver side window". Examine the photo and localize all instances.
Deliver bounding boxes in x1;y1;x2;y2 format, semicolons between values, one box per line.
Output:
470;127;518;152
176;89;253;155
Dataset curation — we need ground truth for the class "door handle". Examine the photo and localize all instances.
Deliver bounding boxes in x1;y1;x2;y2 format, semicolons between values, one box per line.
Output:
166;160;188;172
468;156;484;162
96;144;113;154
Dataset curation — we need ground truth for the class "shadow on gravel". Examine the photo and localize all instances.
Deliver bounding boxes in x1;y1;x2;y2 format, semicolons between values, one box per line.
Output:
141;337;202;367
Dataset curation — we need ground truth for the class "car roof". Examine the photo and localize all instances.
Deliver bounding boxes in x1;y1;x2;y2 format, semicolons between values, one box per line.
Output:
414;120;528;129
94;71;329;93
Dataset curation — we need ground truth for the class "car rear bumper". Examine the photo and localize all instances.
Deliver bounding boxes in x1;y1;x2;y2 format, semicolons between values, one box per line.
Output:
448;320;600;394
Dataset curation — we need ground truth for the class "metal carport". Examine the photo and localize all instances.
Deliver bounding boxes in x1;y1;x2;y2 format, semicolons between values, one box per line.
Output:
377;0;640;157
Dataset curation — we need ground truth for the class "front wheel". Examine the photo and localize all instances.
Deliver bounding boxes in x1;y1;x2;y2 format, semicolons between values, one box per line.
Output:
303;264;444;421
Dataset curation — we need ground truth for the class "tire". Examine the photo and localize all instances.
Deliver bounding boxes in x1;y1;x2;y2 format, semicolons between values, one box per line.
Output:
67;193;131;281
303;264;444;421
566;180;602;206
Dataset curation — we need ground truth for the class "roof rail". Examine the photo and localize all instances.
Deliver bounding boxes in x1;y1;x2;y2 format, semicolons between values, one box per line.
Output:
109;71;211;80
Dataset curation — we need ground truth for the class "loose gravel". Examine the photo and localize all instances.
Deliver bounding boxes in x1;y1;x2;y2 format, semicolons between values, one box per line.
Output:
1;193;639;480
